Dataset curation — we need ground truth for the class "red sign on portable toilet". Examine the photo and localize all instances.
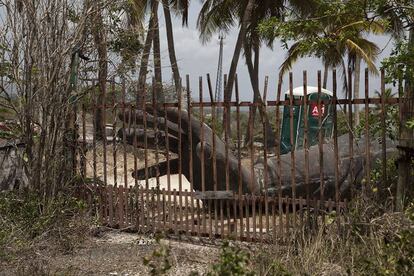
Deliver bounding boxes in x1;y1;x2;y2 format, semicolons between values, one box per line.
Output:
311;103;325;117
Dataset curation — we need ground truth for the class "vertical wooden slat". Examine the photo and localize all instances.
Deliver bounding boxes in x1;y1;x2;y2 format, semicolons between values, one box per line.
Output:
108;185;113;227
208;198;213;238
140;186;145;231
162;188;167;232
151;187;156;232
348;68;355;198
245;195;250;241
185;189;189;234
118;186;124;228
220;199;224;237
156;188;161;232
173;189;177;234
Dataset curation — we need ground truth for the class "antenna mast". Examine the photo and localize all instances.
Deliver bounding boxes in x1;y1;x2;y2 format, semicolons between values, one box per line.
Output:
214;34;224;117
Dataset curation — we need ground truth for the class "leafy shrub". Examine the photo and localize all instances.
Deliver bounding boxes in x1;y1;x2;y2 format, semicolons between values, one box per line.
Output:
207;241;254;276
143;235;172;275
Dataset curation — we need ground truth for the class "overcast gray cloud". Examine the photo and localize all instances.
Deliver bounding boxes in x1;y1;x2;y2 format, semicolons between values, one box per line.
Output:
157;2;394;101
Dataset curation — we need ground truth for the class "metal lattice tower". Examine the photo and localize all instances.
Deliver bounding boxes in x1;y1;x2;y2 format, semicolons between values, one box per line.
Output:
214;35;224;112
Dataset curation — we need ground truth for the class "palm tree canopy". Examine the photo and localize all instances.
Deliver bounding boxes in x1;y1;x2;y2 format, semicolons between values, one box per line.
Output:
259;0;384;77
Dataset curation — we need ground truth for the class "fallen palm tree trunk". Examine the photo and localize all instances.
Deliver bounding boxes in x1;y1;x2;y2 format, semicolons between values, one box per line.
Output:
118;107;397;200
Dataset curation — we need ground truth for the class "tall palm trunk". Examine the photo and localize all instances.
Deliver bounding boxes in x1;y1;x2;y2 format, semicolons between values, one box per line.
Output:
92;1;107;140
152;1;164;103
397;28;414;211
162;0;181;96
137;0;158;106
323;63;329;89
244;41;275;149
353;56;361;125
222;0;255;133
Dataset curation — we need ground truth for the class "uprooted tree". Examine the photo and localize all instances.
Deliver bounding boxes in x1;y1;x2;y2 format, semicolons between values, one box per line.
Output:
118;106;397;200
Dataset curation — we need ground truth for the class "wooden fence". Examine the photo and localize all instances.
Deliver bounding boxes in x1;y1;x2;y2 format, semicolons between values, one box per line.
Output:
75;69;403;242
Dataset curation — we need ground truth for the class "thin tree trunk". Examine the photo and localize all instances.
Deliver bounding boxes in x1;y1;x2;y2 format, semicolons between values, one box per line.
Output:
397;28;414;211
162;0;181;96
137;0;157;106
222;0;255;133
353;56;361;125
244;41;275;149
323;63;328;89
152;1;164;103
92;1;108;140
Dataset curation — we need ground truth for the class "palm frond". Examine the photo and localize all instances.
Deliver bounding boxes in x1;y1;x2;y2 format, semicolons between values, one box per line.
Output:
345;38;378;74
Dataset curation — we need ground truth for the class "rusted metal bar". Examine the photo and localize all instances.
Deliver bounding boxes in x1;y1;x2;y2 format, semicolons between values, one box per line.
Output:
249;105;255;240
92;80;97;188
317;71;324;219
111;78;118;188
81;101;86;178
262;76;269;234
122;79;128;189
235;75;243;240
207;73;218;235
177;79;183;231
288;72;296;227
186;75;195;234
275;75;283;237
348;68;354;198
199;76;207;234
102;79;107;187
163;92;172;228
333;70;340;211
152;78;161;190
364;68;371;191
223;74;231;235
380;69;387;183
303;71;310;225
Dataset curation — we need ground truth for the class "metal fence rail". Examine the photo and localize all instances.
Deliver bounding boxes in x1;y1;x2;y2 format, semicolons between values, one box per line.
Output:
75;69;402;242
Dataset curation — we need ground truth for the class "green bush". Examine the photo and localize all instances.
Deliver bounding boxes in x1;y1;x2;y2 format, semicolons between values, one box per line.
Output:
0;190;87;259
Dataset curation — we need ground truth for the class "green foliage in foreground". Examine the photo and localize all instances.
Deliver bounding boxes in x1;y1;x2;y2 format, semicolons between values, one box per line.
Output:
0;191;88;260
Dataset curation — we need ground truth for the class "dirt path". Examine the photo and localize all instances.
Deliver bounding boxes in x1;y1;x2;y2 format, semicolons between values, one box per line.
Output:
2;231;220;276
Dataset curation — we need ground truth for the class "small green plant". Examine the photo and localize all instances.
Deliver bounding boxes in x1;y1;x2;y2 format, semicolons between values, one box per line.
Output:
143;234;172;275
208;241;254;276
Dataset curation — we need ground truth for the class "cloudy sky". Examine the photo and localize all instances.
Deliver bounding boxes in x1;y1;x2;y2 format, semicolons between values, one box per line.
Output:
156;2;394;101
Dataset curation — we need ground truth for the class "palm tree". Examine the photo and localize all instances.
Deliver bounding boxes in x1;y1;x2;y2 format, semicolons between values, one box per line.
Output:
132;0;190;105
273;1;383;116
198;0;281;148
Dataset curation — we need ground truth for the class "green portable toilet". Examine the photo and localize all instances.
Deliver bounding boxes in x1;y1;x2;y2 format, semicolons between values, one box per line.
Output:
280;86;334;154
